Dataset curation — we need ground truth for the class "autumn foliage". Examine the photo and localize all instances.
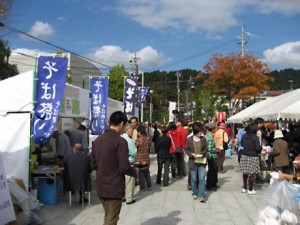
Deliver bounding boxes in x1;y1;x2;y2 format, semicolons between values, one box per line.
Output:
203;53;273;102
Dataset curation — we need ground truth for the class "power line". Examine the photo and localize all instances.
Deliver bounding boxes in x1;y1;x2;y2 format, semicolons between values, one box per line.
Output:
0;22;113;69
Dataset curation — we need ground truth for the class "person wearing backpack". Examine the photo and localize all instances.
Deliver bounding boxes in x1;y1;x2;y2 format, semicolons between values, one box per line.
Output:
213;123;229;173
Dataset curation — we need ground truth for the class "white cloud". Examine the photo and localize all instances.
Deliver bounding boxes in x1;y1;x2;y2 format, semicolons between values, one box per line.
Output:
118;0;300;33
28;21;55;40
251;0;300;16
87;45;170;68
263;41;300;69
119;0;239;33
11;48;52;57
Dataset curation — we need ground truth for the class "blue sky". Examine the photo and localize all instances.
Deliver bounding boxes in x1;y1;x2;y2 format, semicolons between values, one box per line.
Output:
2;0;300;73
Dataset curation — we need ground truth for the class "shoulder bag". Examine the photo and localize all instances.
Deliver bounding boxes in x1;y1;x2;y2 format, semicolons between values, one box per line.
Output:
170;135;184;155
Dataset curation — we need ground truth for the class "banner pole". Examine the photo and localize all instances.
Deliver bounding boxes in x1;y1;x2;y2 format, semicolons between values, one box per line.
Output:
29;54;38;191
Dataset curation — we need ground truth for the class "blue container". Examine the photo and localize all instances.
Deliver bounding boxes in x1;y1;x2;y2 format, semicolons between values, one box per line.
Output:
38;178;61;205
226;149;232;157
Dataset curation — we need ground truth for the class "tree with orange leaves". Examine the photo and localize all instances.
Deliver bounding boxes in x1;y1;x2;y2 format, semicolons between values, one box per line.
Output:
203;53;273;115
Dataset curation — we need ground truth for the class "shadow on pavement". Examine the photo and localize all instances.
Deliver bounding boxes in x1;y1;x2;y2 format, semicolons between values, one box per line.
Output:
140;210;182;225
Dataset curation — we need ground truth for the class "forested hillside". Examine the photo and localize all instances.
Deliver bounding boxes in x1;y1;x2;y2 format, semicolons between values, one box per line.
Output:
267;69;300;90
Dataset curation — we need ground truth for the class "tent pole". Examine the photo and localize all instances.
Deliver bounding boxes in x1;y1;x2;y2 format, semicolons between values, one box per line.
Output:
29;55;38;191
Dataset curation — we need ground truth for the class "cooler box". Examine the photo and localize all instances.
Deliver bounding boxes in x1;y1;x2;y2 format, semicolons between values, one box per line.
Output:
38;178;61;205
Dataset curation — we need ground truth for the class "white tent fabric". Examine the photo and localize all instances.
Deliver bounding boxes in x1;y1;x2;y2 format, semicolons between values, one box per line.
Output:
0;114;31;191
0;71;90;189
255;88;300;121
228;88;300;123
227;100;269;123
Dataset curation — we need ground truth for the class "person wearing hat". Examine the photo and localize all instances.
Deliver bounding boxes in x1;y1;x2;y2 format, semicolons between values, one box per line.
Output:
69;121;89;155
270;130;290;173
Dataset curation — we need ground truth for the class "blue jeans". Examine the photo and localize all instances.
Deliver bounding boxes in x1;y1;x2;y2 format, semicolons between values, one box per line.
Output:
139;168;152;190
190;163;206;198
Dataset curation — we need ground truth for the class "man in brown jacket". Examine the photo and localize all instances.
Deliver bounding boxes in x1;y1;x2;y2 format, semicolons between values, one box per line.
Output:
91;111;137;225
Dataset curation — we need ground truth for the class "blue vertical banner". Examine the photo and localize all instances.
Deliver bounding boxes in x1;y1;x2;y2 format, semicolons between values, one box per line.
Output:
123;77;137;116
138;87;149;111
33;56;68;144
90;77;109;135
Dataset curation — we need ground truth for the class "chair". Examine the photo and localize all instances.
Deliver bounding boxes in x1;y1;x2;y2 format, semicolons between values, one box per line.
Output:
64;153;92;207
69;189;91;207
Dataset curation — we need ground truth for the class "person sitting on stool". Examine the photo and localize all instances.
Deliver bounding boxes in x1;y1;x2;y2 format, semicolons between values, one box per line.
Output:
65;143;92;203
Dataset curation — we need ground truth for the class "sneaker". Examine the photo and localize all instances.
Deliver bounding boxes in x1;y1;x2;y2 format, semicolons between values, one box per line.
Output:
247;190;257;195
241;188;247;193
199;197;206;203
192;195;198;200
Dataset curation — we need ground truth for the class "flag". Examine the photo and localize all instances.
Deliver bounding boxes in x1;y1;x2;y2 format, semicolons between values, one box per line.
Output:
138;87;149;111
90;77;109;135
123;77;137;116
169;101;176;122
33;56;68;144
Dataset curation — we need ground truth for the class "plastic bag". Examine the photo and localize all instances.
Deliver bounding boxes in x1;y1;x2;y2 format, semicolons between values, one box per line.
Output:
257;180;299;225
8;178;44;224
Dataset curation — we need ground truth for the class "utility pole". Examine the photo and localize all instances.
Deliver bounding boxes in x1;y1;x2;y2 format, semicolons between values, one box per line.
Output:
129;53;141;120
176;71;181;111
288;80;294;90
238;26;250;57
130;53;140;77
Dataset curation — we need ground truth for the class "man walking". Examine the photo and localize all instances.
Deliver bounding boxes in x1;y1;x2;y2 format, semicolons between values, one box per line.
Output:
91;111;137;225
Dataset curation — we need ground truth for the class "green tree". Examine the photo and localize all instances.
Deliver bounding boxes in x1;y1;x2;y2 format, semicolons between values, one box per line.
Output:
0;39;18;80
108;65;128;101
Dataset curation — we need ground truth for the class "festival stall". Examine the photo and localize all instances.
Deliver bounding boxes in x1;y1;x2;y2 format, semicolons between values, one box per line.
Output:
0;70;90;192
227;88;300;123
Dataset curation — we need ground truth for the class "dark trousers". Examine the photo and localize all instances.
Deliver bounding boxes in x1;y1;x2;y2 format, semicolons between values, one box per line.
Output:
217;151;225;172
100;198;122;225
175;151;186;176
156;158;170;185
206;158;218;189
170;153;177;178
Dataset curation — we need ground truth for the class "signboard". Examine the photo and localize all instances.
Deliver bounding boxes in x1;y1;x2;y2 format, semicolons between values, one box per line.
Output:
216;112;226;123
0;152;16;225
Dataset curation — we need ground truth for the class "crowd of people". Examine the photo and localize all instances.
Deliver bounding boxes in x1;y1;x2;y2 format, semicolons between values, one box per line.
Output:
47;111;300;225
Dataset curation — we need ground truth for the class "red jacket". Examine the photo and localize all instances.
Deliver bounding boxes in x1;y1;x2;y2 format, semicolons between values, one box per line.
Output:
167;129;180;153
177;125;188;148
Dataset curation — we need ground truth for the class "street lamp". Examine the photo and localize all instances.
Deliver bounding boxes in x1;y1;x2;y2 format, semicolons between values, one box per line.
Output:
149;90;153;124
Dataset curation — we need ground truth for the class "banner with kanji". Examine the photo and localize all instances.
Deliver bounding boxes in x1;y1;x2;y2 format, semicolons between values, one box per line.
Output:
90;77;109;135
33;56;68;144
138;87;149;111
216;112;226;123
123;77;137;116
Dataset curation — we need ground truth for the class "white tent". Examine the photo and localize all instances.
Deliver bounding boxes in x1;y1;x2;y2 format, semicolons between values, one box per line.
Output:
228;88;300;123
0;71;90;190
227;100;269;123
255;88;300;121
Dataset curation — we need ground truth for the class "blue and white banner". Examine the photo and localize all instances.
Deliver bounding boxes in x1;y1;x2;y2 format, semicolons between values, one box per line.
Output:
123;77;137;116
90;77;109;135
138;87;149;111
33;56;68;144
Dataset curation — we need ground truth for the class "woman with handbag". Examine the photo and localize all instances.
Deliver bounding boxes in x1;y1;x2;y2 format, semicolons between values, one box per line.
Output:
185;122;208;203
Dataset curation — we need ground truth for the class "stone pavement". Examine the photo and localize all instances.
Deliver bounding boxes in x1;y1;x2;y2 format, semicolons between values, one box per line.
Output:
39;153;268;225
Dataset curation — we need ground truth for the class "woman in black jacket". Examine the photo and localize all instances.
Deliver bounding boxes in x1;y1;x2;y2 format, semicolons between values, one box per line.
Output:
240;123;262;195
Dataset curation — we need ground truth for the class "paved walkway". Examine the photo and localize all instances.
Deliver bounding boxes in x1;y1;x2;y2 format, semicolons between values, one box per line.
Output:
39;153;268;225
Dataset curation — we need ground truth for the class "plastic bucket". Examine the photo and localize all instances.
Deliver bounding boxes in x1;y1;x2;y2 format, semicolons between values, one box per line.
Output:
225;149;232;157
